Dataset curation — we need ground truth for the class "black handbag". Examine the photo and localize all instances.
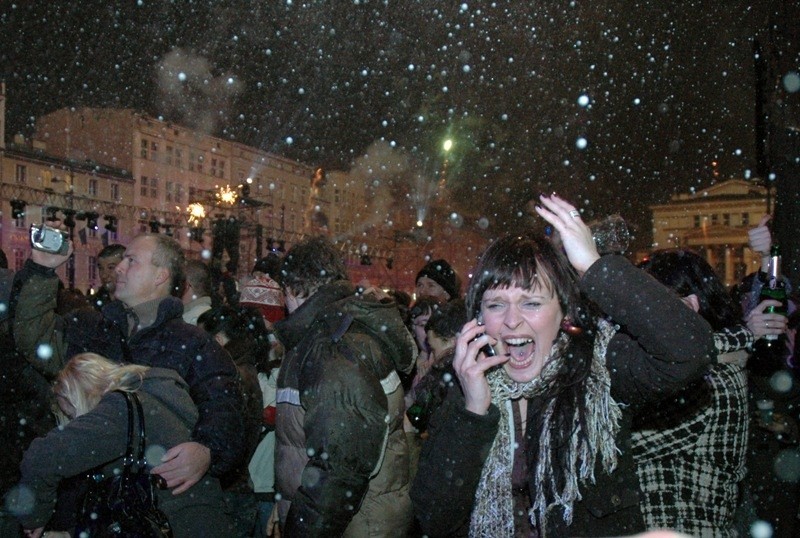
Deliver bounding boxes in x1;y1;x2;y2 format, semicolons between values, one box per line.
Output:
75;391;173;537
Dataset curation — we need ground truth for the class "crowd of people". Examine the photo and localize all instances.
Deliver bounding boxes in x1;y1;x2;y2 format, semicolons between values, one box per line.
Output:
0;193;798;537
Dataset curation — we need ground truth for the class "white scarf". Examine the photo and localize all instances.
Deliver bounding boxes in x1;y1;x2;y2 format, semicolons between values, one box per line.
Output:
469;320;621;538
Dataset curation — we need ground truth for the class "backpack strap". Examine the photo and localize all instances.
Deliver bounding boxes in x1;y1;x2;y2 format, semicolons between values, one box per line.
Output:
330;313;354;343
329;313;360;364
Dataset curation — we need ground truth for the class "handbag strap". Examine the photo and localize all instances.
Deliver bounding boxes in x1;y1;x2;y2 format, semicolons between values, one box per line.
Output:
132;392;146;464
116;391;147;471
119;391;136;467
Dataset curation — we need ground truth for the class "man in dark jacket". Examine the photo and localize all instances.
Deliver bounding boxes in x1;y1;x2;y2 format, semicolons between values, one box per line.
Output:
273;236;417;537
12;233;244;494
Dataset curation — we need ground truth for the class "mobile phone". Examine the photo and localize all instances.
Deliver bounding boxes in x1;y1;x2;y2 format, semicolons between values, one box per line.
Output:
473;313;496;357
30;224;70;255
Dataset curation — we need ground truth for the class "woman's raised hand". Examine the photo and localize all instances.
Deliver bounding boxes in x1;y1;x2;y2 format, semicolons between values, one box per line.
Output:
452;318;507;415
535;194;600;276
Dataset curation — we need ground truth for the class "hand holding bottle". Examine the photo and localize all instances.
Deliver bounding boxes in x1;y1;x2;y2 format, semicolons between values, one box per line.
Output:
760;244;788;341
746;299;789;339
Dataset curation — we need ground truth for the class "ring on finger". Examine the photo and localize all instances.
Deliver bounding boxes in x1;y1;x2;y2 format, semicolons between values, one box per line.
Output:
569;210;581;219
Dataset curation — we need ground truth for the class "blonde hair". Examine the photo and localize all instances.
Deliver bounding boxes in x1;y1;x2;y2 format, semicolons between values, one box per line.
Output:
54;353;148;420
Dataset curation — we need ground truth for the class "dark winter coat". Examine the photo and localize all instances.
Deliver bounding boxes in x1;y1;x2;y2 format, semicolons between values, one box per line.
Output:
273;280;417;537
12;368;232;537
411;255;716;537
11;259;245;476
220;335;265;491
406;349;456;434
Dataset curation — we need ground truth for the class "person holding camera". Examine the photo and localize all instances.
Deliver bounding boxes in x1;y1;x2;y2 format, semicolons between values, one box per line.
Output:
10;230;244;529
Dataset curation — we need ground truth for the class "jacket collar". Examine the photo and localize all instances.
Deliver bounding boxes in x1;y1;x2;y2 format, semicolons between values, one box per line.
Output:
105;296;185;338
274;280;355;350
274;280;416;375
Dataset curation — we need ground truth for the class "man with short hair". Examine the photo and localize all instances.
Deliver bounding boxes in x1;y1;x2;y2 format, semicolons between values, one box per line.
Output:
12;233;244;495
181;260;214;325
92;243;125;310
273;236;417;537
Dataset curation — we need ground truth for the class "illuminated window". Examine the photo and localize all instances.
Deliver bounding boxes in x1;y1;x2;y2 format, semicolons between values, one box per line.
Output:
15;164;27;184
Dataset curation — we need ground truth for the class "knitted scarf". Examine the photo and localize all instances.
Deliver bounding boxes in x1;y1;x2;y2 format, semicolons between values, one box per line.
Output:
468;319;621;538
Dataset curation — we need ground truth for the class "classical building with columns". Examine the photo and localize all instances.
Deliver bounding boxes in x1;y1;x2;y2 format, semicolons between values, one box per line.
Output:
649;179;769;287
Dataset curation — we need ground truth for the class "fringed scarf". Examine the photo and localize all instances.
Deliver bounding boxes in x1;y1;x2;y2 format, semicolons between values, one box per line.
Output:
469;319;621;538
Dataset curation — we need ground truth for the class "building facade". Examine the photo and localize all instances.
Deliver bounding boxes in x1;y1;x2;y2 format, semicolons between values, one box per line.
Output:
0;136;135;291
32;107;371;276
2;99;487;296
649;179;769;287
0;99;376;291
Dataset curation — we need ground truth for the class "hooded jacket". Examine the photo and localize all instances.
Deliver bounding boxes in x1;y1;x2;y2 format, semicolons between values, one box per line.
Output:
273;280;416;537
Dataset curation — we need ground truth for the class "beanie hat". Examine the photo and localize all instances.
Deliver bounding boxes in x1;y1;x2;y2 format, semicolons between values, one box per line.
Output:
416;259;461;300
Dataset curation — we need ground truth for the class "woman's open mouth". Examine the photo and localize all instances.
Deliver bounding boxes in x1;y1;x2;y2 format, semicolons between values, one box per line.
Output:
504;338;534;369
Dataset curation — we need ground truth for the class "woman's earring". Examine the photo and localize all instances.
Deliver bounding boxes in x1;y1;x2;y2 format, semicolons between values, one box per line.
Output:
560;317;582;336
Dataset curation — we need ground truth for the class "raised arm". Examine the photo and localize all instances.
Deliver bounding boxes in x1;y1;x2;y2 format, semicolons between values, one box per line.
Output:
11;260;69;379
581;255;715;408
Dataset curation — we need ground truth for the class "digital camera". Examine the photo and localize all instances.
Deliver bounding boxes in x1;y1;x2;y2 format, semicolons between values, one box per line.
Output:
30;224;70;255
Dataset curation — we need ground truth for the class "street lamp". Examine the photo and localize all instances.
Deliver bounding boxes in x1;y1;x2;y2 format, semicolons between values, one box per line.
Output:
439;138;454;189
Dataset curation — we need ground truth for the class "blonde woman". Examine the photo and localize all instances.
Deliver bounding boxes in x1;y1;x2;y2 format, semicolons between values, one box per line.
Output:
9;353;231;537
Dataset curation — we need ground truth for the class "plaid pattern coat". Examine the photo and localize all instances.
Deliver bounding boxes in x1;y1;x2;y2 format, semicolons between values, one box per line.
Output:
631;326;753;537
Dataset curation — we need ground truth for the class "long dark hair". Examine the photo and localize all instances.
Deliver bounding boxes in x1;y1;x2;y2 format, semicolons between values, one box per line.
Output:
466;232;601;495
639;249;741;331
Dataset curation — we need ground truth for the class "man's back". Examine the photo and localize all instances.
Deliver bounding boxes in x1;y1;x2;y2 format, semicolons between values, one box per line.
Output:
274;280;416;537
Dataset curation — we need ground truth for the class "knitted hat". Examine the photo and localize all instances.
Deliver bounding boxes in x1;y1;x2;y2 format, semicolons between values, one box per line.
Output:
416;259;461;300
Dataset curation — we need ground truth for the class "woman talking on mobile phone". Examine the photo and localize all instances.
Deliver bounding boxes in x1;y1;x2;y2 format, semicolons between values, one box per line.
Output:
411;194;715;537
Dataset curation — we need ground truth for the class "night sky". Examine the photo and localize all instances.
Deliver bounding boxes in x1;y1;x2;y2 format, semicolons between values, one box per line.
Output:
1;1;776;248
